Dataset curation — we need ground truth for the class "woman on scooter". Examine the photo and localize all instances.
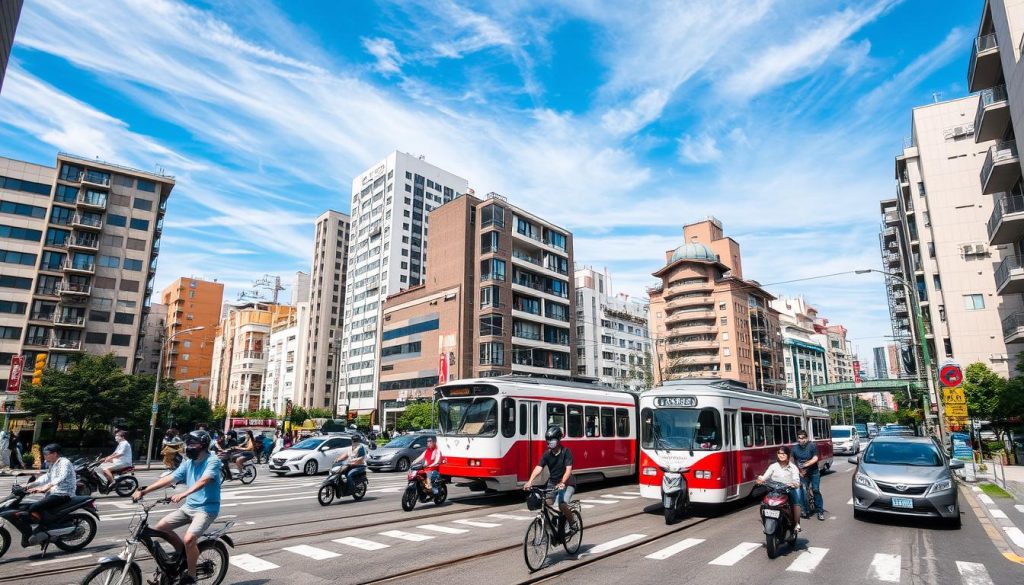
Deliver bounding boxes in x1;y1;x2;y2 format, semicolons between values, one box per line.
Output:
756;445;803;533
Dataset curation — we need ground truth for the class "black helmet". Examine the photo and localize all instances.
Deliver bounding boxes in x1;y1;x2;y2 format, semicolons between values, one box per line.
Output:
41;443;62;455
351;433;362;443
226;430;238;439
545;426;563;442
184;430;211;460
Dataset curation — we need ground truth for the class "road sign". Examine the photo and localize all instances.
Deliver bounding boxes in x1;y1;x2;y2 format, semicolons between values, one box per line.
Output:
939;364;963;387
152;403;159;413
5;354;24;393
942;386;966;404
945;403;968;418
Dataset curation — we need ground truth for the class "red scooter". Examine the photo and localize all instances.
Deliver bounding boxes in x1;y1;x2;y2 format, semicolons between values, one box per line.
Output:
401;463;447;511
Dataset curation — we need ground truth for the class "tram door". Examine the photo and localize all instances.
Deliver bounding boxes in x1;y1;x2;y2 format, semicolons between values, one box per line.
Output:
724;409;739;498
518;400;543;483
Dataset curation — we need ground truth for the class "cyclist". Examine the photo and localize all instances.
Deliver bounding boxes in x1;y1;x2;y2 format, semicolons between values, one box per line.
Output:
411;436;441;493
98;430;133;488
793;429;825;521
229;430;256;477
523;426;578;534
333;434;368;486
133;430;221;585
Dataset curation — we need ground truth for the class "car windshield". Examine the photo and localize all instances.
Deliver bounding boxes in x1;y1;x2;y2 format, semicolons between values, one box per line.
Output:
863;442;942;466
384;435;418;448
438;398;498;437
641;407;722;451
290;439;324;450
832;429;851;438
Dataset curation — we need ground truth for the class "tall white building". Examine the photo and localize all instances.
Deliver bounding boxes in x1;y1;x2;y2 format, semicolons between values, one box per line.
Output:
341;152;468;416
771;296;828;399
291;271;310;306
262;302;308;413
574;266;651;392
300;210;350;412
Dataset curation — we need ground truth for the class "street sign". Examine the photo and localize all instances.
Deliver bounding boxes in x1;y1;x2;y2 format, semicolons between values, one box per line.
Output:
152;403;159;413
942;386;966;404
438;353;448;384
945;403;968;418
5;354;24;393
853;361;862;385
939;364;963;388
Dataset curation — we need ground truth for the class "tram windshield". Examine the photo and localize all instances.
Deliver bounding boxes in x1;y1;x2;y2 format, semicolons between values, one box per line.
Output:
641;407;722;451
437;397;498;437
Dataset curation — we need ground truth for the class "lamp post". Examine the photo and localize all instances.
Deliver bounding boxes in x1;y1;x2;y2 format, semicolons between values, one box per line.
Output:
146;325;205;469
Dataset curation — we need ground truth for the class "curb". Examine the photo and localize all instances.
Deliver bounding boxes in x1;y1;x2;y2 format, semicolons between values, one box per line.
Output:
961;484;1024;565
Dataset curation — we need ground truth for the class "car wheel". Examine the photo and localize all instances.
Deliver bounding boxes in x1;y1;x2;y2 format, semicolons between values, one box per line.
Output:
396;458;410;472
304;460;319;476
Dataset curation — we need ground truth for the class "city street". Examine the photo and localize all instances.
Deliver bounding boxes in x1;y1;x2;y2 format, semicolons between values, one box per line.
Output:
0;460;1020;585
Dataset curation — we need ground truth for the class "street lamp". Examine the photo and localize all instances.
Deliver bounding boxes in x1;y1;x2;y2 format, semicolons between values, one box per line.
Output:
146;325;205;469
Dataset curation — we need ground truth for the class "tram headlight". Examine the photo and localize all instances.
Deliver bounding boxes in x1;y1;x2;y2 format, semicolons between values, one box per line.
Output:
642;467;658;476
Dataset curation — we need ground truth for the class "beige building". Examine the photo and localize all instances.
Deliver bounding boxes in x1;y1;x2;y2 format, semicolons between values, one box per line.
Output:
0;153;174;397
648;218;786;393
160;277;224;399
136;302;166;375
209;302;295;413
262;302;309;413
0;0;22;94
886;95;1023;379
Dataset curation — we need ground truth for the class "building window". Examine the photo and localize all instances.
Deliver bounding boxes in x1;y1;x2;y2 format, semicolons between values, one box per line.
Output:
480;342;505;365
963;294;984;310
481;285;500;308
481;204;505;228
107;214;127;227
932;274;941;291
129;218;150;231
720;317;727;325
481;258;506;282
480;314;502;336
481;230;499;253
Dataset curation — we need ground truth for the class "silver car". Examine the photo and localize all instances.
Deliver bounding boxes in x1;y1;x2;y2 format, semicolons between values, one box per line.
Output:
849;436;964;528
366;433;434;472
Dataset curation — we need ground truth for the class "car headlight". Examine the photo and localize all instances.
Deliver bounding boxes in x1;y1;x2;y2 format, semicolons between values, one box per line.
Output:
854;473;876;489
931;478;953;492
379;453;395;460
288;455;305;462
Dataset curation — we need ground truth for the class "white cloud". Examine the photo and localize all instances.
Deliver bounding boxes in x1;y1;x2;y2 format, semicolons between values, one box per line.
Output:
601;89;670;136
677;133;723;165
362;37;403;74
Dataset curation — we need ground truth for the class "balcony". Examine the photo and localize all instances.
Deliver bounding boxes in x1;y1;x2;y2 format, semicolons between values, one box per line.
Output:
50;338;83;351
885;252;900;266
893;303;909;316
979;140;1020;195
882;227;897;241
666;309;715;326
884;210;901;225
975;85;1010;142
24;335;50;347
61;260;95;275
671;353;720;365
987;193;1024;245
53;313;86;327
665;280;714;296
78;171;111;189
67;235;100;251
666;339;719;352
666;321;717;334
29;311;54;323
1003;312;1024;344
968;33;1000;93
76;192;108;211
57;281;92;296
666;296;713;311
71;213;103;231
995;255;1024;295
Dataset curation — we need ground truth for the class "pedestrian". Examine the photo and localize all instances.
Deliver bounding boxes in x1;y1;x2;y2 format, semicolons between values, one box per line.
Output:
271;431;284;456
161;429;184;470
793;429;825;521
12;436;25;469
0;431;10;469
283;432;293;449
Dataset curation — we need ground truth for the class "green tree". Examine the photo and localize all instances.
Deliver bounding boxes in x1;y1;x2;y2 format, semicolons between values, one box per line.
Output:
963;362;1005;421
307;407;333;419
238;408;277;419
289;406;309;425
396;401;436;432
211;404;228;428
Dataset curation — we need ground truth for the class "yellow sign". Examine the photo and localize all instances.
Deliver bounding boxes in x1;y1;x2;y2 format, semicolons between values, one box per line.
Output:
945;403;968;418
942;386;966;405
946;415;968;427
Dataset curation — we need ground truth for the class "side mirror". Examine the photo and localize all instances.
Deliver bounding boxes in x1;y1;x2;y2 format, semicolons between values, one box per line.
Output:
847;457;859;465
949;460;965;470
412;444;422;449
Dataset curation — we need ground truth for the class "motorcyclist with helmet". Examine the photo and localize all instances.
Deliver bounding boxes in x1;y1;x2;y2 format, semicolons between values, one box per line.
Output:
333;433;368;487
133;430;222;585
411;435;441;493
523;426;578;534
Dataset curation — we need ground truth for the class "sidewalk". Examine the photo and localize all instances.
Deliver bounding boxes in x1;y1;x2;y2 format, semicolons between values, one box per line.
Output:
963;461;1024;564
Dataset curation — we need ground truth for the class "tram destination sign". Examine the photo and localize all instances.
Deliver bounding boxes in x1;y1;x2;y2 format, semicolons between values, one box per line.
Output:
654;396;698;407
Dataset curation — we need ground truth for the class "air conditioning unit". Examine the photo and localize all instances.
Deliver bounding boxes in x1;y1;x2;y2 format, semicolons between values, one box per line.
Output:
943;124;975;140
960;243;987;256
990;353;1008;361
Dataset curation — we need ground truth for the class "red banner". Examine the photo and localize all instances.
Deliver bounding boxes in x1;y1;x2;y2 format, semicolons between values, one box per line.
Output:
6;354;24;393
229;418;278;428
853;360;861;385
438;353;449;384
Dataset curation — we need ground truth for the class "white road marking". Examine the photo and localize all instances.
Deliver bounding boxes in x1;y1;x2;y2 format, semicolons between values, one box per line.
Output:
786;547;829;573
587;533;646;555
580;504;595;509
245;521;255;525
645;538;704;560
488;513;533;521
369;487;405;493
847;498;854;505
956;561;995;585
867;553;901;583
380;530;434;541
418;524;469;534
283;545;340;560
29;554;91;566
334;536;389;550
602;494;639;500
622;491;642;495
580;499;617;505
709;542;761;566
230;554;279;573
453;519;501;528
978;494;995;505
989;509;1008;519
1002;526;1024;548
1016;504;1024;514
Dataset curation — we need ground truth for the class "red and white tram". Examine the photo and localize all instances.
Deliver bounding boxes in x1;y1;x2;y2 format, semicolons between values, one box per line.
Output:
435;377;638;492
638;379;833;504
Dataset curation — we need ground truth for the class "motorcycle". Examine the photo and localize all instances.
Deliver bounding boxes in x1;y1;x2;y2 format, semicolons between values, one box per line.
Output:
401;463;447;511
318;463;368;505
660;464;689;524
75;456;139;498
0;483;99;558
759;480;799;559
79;496;233;585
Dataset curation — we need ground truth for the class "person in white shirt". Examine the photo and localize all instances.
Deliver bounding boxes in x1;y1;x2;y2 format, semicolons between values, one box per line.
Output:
24;443;76;527
99;430;133;486
756;445;803;532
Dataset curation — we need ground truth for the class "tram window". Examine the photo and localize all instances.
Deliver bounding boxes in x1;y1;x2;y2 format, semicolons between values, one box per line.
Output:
600;408;615;437
533;403;539;435
547;403;566;434
585;406;599;437
789;417;798;443
501;398;516;438
741;412;753;447
616;408;630;437
753;413;765;446
567;405;584;438
519;403;528;436
783;416;792;444
772;415;782;445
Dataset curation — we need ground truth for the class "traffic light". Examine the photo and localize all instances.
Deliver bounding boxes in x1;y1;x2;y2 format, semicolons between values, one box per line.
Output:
31;353;47;385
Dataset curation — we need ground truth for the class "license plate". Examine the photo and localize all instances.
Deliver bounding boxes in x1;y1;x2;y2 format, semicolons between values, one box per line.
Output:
762;509;780;518
891;497;913;509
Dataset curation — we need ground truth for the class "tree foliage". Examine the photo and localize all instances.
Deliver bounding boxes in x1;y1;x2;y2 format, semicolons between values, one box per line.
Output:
963;362;1005;421
396;401;436;432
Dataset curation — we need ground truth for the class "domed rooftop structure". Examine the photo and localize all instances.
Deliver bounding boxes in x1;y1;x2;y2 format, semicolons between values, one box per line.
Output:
670;242;718;263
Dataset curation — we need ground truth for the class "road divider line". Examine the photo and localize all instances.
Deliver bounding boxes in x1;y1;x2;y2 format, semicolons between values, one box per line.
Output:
786;547;829;573
380;530;434;541
488;513;532;521
867;553;901;583
580;499;616;505
587;533;647;555
418;524;469;534
283;545;340;560
708;542;761;566
333;536;389;550
29;553;91;566
622;491;642;495
1016;504;1024;514
602;495;639;500
645;538;704;560
956;561;995;585
453;519;501;528
230;554;279;573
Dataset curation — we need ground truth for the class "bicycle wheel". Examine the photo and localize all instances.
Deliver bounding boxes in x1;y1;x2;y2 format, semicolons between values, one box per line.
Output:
80;561;142;585
523;517;549;572
562;510;583;555
240;463;257;485
196;540;230;585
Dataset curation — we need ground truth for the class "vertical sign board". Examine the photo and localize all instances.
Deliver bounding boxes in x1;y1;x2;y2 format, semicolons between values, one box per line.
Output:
438;353;449;384
853;361;862;385
5;354;24;394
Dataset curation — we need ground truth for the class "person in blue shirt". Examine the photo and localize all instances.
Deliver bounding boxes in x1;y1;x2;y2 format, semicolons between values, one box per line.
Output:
133;430;221;585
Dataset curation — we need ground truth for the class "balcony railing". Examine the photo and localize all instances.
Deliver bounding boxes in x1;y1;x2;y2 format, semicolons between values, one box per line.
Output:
883;211;901;224
24;336;50;346
71;213;103;229
975;84;1008;132
78;171;111;187
513;329;542;341
61;260;95;274
1002;312;1024;340
50;338;83;351
987;192;1024;242
58;282;92;295
980;140;1018;191
882;227;897;239
68;235;99;250
969;33;999;90
995;254;1023;291
77;193;108;209
53;313;85;326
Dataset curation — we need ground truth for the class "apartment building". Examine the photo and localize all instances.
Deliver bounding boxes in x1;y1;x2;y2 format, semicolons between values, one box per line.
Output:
0;0;22;94
648;218;786;393
377;191;576;427
208;302;295;413
301;210;349;412
136;302;166;375
574;266;651;392
885;95;1023;379
159;277;224;398
262;302;309;413
341;152;469;417
0;153;174;395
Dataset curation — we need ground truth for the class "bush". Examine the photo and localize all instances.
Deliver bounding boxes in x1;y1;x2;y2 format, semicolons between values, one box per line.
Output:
21;454;35;469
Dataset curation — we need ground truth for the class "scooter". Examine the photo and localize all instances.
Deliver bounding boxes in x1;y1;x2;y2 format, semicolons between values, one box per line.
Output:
0;483;99;559
74;456;139;498
401;463;447;511
759;480;798;559
660;464;689;524
318;463;368;505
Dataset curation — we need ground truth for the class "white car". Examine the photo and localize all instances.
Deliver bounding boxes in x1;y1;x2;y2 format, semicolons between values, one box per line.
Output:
268;436;353;476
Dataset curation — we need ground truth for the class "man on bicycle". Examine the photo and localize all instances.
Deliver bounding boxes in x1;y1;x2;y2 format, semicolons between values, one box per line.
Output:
133;430;221;585
411;436;441;493
523;426;578;533
793;429;825;521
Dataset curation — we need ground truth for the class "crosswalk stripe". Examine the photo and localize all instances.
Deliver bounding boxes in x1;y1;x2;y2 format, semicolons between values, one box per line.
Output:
978;494;995;505
867;553;900;582
488;513;533;521
333;537;390;551
580;499;617;505
622;491;642;495
1002;526;1024;548
708;542;761;566
418;524;469;534
786;547;829;573
230;554;279;573
989;509;1008;519
453;519;501;528
283;545;339;560
602;494;639;500
588;533;646;555
380;530;434;541
645;538;704;560
956;561;994;585
972;486;982;493
1015;504;1024;514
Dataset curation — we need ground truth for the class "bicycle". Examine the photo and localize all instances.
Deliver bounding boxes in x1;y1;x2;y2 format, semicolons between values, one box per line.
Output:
523;486;583;572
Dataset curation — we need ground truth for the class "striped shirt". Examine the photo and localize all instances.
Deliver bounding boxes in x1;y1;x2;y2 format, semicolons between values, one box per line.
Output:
28;457;77;496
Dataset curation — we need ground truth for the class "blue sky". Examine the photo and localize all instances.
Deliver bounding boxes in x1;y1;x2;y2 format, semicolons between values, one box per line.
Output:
0;0;985;359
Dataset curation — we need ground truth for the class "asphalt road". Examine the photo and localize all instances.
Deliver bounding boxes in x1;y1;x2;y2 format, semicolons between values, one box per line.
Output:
1;460;1021;584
